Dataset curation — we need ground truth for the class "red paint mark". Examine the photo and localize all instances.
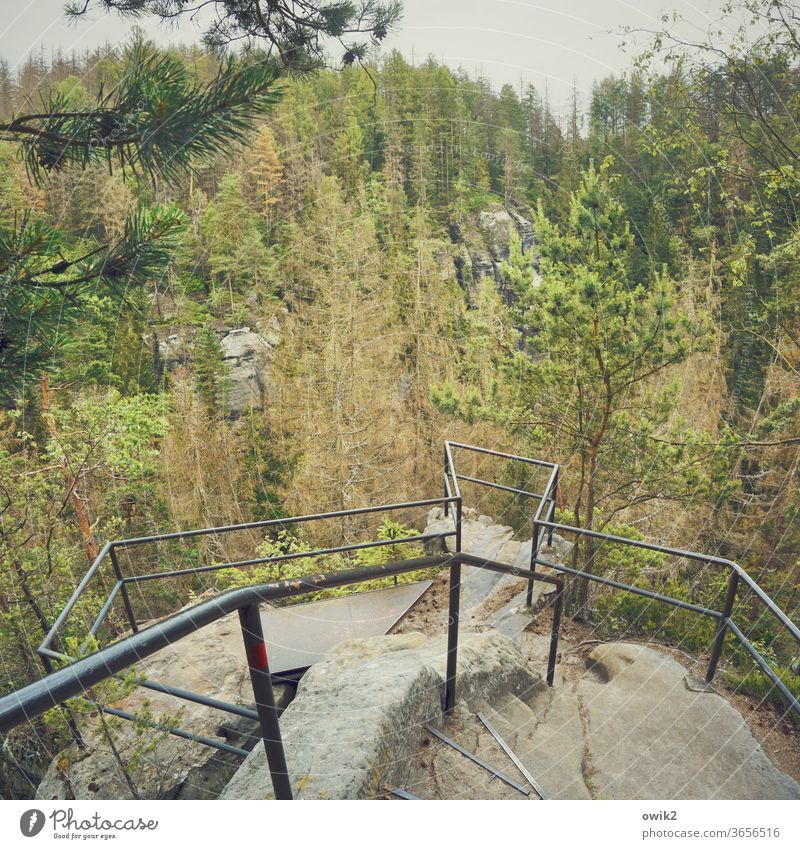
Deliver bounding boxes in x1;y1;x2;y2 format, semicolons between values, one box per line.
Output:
247;641;268;669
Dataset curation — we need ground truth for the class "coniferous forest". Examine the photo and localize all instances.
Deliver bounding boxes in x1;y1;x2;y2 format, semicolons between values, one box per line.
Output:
1;0;799;792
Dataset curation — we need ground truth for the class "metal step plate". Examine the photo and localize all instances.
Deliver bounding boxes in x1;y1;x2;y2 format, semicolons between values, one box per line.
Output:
261;580;433;675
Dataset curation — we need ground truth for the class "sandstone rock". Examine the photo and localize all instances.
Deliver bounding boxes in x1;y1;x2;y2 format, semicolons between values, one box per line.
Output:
219;327;273;417
471;251;496;283
509;209;536;252
220;630;543;800
579;643;800;799
477;207;518;263
155;322;279;418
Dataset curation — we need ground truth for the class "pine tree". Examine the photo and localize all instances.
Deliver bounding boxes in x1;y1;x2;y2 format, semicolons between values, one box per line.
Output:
68;1;402;72
0;39;281;402
246;125;284;226
502;161;707;615
193;325;229;416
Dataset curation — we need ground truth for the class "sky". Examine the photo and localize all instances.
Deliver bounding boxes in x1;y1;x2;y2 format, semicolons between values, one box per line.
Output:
0;0;729;109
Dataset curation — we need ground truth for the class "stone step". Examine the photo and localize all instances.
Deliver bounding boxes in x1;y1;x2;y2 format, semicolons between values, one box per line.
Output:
220;630;542;800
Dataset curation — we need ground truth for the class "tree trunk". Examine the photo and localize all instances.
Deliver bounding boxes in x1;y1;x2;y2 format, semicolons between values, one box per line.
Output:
41;374;98;565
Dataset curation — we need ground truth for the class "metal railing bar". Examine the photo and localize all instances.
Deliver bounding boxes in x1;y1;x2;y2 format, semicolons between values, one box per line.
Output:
537;521;800;645
39;541;114;652
446;441;557;469
444;442;461;499
1;553;565;736
137;680;260;721
532;554;724;619
87;581;123;639
110;547;137;634
726;621;800;718
527;466;559;606
112;498;460;549
96;704;249;758
533;468;559;522
454;474;543;500
457;552;562;586
457;551;564;688
123;532;454;584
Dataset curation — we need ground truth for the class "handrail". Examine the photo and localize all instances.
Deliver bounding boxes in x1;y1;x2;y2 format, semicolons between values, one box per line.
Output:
1;555;450;733
442;443;799;721
536;520;800;645
38;496;462;661
0;551;565;801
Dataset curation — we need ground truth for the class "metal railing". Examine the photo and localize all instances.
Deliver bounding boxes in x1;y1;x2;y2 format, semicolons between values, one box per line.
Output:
30;497;468;756
531;520;800;719
443;441;559;607
0;439;797;801
443;441;800;722
0;551;565;800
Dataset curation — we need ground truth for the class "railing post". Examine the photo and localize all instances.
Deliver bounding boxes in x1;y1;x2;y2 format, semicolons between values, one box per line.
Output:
239;604;293;800
547;472;557;546
109;547;138;634
526;517;541;607
546;579;564;686
444;497;462;714
443;446;449;517
38;653;85;748
706;569;740;683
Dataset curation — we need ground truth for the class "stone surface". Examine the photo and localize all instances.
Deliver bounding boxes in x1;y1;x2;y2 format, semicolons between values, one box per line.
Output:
405;641;799;801
477;207;519;263
155;322;279;418
577;643;800;800
220;630;543;800
448;204;538;303
219;326;274;416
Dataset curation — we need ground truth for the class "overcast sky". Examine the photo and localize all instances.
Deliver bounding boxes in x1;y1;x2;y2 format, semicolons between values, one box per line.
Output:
1;0;728;109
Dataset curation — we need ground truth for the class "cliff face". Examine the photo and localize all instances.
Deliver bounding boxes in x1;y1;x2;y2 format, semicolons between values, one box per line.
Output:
154;318;280;419
450;203;539;306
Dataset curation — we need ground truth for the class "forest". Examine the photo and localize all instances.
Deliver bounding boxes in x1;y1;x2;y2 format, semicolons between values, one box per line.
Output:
0;0;798;746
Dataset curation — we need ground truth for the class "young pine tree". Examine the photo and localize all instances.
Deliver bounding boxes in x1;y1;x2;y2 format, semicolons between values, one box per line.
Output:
504;160;708;615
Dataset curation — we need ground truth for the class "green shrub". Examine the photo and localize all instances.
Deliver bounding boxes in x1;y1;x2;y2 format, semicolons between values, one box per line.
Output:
215;518;437;603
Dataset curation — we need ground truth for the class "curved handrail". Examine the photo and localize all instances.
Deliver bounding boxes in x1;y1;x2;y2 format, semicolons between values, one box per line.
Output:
0;554;452;734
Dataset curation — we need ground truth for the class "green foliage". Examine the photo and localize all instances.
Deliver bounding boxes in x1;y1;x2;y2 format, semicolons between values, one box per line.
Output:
192;324;229;415
199;172;272;300
726;666;800;726
0;392;169;693
1;38;282;186
216;518;435;601
588;519;725;654
0;205;185;402
70;1;403;72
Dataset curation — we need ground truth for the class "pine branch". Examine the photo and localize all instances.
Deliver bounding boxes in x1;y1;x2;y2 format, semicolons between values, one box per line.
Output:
1;40;282;186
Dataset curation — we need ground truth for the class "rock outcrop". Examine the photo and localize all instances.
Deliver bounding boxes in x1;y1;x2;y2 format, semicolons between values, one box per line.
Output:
577;643;800;799
449;204;539;305
220;630;543;800
154;319;279;418
406;642;800;800
218;326;276;416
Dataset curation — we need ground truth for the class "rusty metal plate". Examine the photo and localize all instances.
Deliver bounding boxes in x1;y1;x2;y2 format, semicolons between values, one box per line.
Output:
261;580;433;675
